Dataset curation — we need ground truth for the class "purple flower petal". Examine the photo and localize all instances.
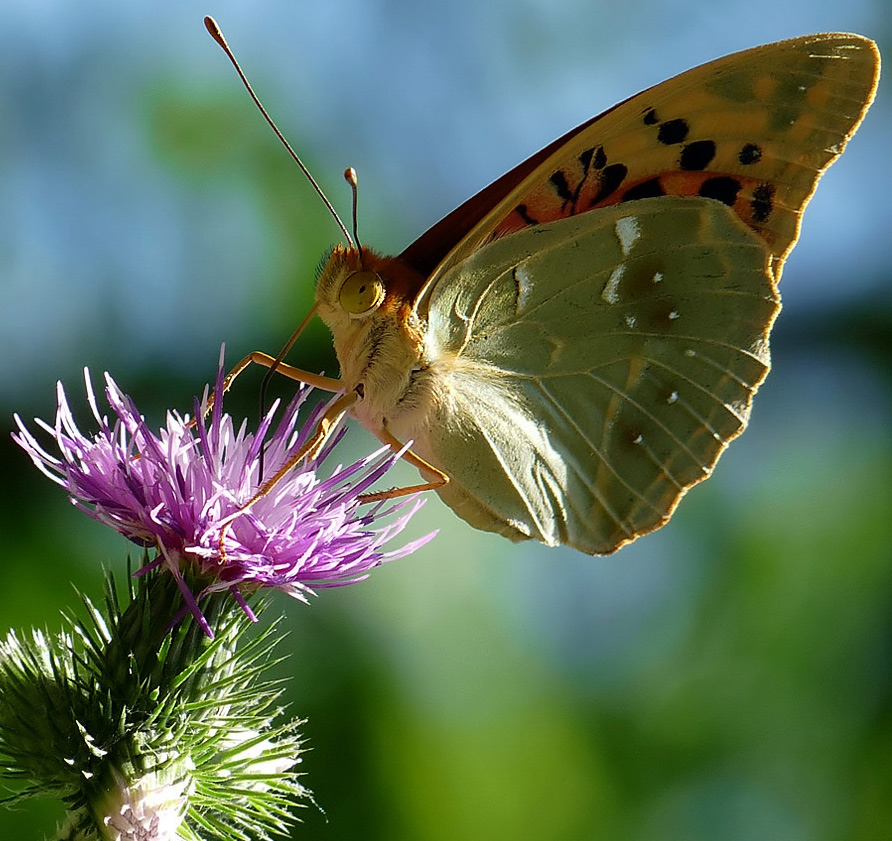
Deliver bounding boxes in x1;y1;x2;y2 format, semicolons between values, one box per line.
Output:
13;352;436;635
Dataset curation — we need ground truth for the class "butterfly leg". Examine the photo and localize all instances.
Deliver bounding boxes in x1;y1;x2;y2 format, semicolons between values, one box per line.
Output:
250;389;358;500
359;425;449;503
199;350;344;427
224;351;344;394
217;389;359;558
205;351;343;417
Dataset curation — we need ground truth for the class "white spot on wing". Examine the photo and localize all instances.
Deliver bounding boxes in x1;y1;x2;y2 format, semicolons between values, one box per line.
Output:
615;216;641;255
601;265;625;304
653;271;663;284
515;266;534;312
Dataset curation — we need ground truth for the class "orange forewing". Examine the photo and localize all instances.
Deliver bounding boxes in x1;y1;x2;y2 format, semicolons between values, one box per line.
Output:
398;109;610;276
399;34;879;294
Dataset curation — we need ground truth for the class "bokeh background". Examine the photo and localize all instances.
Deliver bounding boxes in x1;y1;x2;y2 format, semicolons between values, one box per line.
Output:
1;0;890;838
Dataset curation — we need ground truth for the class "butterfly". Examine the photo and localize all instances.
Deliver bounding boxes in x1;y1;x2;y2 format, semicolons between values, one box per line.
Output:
208;22;879;555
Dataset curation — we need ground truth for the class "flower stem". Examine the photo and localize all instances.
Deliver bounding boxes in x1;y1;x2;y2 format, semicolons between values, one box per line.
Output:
0;561;308;841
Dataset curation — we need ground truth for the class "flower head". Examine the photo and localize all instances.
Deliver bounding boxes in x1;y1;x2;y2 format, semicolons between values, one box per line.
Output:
13;353;434;634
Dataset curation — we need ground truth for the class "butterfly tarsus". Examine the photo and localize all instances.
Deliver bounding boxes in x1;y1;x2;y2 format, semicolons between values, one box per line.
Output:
358;478;447;504
360;425;449;503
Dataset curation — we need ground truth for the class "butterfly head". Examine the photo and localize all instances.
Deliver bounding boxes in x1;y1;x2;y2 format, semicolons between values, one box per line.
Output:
314;245;428;398
315;245;385;321
315;245;426;322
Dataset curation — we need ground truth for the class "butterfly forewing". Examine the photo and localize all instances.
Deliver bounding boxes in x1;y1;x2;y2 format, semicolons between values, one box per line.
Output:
411;34;879;301
410;198;778;553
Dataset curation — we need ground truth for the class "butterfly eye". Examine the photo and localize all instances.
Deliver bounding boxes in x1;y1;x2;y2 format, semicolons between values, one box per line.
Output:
338;270;385;315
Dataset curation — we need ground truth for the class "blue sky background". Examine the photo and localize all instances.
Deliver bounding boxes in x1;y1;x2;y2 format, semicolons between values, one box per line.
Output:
1;1;890;839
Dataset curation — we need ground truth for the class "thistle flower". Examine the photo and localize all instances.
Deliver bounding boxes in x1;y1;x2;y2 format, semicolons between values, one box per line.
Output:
3;354;433;839
13;353;434;636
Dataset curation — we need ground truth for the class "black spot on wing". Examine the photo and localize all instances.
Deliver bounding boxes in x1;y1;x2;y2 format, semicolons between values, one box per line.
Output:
621;178;666;202
657;118;689;145
593;145;607;169
680;140;716;171
738;143;762;165
698;176;741;206
590;163;628;206
643;108;659;125
751;183;775;223
514;204;540;226
549;171;574;204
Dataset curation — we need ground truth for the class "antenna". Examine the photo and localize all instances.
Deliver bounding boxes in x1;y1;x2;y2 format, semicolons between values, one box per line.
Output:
344;167;362;256
204;16;354;247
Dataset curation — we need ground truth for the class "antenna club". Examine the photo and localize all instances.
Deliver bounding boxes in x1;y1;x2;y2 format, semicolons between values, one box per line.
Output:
344;167;358;187
204;16;226;47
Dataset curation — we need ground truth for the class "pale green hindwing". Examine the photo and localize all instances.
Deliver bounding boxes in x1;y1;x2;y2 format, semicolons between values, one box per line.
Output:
417;196;781;554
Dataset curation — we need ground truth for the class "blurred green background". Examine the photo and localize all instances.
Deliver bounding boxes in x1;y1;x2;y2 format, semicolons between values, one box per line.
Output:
1;0;890;839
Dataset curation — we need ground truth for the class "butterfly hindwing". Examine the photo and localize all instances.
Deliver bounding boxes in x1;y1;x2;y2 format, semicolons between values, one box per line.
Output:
407;198;779;553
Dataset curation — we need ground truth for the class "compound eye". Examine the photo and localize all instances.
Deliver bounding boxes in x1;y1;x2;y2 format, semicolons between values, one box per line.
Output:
338;270;385;315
